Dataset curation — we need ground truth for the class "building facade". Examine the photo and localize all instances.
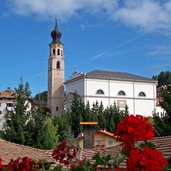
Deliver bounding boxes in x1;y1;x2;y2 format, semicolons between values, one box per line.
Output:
0;89;15;129
65;70;157;116
48;19;64;116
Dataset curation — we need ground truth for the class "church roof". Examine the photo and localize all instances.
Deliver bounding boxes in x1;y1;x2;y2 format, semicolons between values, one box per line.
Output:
66;70;156;84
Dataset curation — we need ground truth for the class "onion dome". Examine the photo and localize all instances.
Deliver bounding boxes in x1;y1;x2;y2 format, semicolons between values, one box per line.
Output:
51;18;62;44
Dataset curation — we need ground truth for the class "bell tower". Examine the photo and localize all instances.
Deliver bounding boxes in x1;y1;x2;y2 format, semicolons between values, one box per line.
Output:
48;18;64;116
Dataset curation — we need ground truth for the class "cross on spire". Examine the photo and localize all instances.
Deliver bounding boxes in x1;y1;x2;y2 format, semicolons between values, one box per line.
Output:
55;16;58;28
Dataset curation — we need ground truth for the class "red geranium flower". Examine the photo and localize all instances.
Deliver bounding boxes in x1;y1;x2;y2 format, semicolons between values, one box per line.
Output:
0;157;3;169
127;147;167;171
114;115;154;149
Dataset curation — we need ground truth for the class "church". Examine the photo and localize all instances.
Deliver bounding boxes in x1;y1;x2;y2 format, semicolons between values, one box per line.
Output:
48;20;157;117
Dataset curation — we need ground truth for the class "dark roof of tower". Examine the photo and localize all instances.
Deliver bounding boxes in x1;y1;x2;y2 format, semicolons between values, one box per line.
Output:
51;18;62;44
65;70;157;84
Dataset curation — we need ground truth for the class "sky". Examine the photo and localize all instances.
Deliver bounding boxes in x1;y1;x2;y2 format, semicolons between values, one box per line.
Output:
0;0;171;96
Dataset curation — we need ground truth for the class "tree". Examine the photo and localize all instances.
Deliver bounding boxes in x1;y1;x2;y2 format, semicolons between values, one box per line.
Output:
153;115;171;136
42;117;58;149
153;71;171;87
34;91;47;102
25;104;58;150
152;71;171;136
53;114;72;141
70;93;84;137
160;85;171;119
1;79;31;144
25;105;47;148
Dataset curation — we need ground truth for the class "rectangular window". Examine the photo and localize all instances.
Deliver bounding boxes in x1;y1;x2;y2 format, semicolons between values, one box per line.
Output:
117;100;126;109
108;140;113;146
96;140;102;145
0;111;2;115
6;103;14;107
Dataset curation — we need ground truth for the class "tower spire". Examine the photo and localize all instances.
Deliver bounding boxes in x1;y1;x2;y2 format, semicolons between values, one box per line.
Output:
48;19;64;116
55;16;58;28
51;17;62;44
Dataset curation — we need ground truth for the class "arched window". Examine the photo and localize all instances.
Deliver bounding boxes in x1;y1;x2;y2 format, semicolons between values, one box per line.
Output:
96;89;104;95
138;92;146;97
57;49;60;55
53;49;55;55
118;90;126;96
61;50;63;56
56;106;59;111
56;61;60;69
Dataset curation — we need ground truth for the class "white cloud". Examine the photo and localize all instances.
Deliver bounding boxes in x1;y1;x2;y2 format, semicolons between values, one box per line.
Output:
5;0;171;34
113;0;171;33
8;0;116;20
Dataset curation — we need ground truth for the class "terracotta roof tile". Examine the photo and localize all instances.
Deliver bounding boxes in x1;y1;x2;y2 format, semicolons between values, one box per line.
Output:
0;89;15;99
81;136;171;169
0;139;55;165
98;130;115;137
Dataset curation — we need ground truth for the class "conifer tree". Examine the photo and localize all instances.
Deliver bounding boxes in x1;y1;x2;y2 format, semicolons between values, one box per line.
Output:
53;114;72;141
70;93;84;137
83;101;91;121
42;117;58;149
2;79;31;144
25;105;46;148
25;103;58;149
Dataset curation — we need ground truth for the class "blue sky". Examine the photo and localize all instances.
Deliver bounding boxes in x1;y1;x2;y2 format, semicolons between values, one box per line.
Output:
0;0;171;96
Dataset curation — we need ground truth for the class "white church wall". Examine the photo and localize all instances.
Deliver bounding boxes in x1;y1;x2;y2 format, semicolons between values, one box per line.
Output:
134;99;155;117
66;76;156;116
134;83;156;99
66;79;84;96
85;79;109;96
110;81;134;97
85;97;110;108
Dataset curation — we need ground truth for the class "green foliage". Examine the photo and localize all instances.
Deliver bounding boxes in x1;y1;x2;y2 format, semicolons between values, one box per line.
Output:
139;140;156;150
25;105;58;149
42;117;58;149
52;165;64;171
154;71;171;87
153;115;171;136
25;105;46;148
70;93;84;137
68;93;128;137
92;152;111;170
1;79;58;150
34;90;48;102
160;85;171;124
1;78;31;144
152;71;171;136
53;114;72;141
69;159;92;171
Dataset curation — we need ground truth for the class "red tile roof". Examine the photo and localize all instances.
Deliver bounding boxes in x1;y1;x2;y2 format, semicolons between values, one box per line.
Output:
81;136;171;169
98;130;115;137
0;89;15;99
0;139;54;165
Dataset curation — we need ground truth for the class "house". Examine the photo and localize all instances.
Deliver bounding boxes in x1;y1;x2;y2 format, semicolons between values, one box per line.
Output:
0;89;34;130
80;136;171;170
95;130;119;148
0;89;15;129
65;70;157;116
76;126;119;149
